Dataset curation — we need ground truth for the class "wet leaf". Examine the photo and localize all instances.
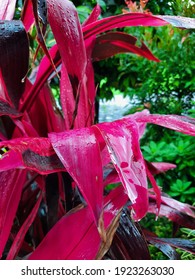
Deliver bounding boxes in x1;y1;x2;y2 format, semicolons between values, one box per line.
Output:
47;0;94;128
95;118;148;221
107;208;150;260
49;127;104;224
134;111;195;136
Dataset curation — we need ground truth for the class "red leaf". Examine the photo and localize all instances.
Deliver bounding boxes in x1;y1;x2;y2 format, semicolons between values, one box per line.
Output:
6;193;42;260
47;0;95;128
20;45;60;112
95;118;148;221
0;0;17;20
29;206;100;260
83;13;168;40
92;31;160;62
0;137;64;174
145;164;161;216
27;85;65;136
28;186;127;260
49;127;104;224
0;169;27;258
21;0;34;31
82;4;101;27
0;150;23;171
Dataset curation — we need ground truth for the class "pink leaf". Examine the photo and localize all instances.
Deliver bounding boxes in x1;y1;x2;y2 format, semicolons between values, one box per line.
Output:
146;161;177;175
94;118;148;221
149;192;195;219
0;0;17;20
134;111;195;136
92;31;160;62
49;127;104;224
0;169;27;258
145;164;161;216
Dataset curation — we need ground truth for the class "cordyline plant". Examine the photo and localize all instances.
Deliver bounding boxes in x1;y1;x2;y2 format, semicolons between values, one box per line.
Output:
0;0;195;260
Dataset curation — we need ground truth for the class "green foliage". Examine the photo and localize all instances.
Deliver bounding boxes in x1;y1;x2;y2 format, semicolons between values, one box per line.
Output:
141;132;195;204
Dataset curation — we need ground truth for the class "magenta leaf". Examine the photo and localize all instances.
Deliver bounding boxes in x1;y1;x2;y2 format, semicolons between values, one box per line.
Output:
0;169;27;258
6;193;42;260
28;206;100;260
134;111;195;136
0;20;29;108
49;127;104;224
28;186;127;260
47;0;86;81
47;0;95;128
0;150;23;171
148;192;195;229
95;118;148;221
145;165;161;215
21;0;34;31
0;0;17;20
27;85;65;136
82;4;101;27
20;45;60;112
92;31;160;62
0;137;64;174
83;13;169;40
83;13;195;40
